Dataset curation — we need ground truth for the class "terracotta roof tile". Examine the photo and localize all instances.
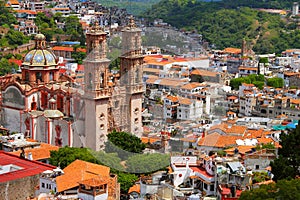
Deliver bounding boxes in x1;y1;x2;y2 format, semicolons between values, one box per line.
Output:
227;96;238;100
198;133;242;148
9;143;59;161
242;83;255;87
179;97;192;105
56;160;110;192
52;46;86;52
223;47;241;54
225;145;255;154
128;184;140;194
238;66;258;71
141;137;160;144
166;95;179;102
191;69;218;77
78;177;109;187
181;82;203;90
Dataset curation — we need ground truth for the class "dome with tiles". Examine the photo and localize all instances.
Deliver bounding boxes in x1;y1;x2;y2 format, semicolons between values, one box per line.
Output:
22;34;57;67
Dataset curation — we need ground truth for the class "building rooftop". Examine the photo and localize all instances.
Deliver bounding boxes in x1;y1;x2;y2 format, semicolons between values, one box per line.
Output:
56;160;110;192
0;151;55;183
9;143;59;161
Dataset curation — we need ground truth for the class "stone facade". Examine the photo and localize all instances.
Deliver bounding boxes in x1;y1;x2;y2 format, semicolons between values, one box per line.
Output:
0;174;39;200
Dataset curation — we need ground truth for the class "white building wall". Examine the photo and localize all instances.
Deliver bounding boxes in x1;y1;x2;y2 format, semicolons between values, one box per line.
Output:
39;177;57;194
78;192;108;200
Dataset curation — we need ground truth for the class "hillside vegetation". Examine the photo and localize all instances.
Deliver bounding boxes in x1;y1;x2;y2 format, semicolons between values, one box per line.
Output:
142;0;300;54
95;0;160;15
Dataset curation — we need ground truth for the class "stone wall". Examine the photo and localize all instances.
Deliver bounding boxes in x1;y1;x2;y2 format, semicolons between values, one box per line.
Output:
0;175;40;200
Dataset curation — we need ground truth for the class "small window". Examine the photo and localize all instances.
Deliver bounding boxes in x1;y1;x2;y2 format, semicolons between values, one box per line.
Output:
135;118;139;124
134;108;139;113
100;124;104;130
99;113;105;120
255;165;259;170
42;183;45;188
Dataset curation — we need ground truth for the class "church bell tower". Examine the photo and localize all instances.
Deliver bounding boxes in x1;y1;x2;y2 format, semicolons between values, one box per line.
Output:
83;22;111;151
120;17;144;137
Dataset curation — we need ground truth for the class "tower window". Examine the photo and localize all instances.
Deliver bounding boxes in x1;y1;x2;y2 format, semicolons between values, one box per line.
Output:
25;72;29;82
36;72;42;83
49;72;54;81
57;95;64;113
134;108;139;113
100;124;104;130
41;92;48;109
100;72;104;88
87;73;92;89
99;113;105;120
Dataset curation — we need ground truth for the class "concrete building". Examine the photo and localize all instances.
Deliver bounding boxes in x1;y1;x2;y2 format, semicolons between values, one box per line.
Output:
293;2;299;15
39;160;120;199
0;151;55;200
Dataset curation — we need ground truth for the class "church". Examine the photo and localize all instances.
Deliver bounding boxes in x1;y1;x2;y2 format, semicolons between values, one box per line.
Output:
0;18;144;151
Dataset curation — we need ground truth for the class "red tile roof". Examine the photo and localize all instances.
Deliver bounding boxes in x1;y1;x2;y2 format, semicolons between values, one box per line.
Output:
223;47;242;54
0;151;55;183
9;143;59;161
191;69;218;77
16;10;37;15
56;160;110;192
198;133;242;148
128;184;141;194
52;46;86;53
190;166;214;178
76;64;84;71
9;59;22;66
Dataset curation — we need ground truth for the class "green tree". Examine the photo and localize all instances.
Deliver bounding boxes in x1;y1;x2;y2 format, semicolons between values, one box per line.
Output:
256;142;275;150
267;77;284;88
35;12;55;28
64;16;84;41
114;171;138;193
0;58;18;75
49;146;138;193
5;29;29;47
0;2;17;27
126;153;170;174
270;123;300;181
71;45;86;64
49;146;100;169
105;130;146;159
239;179;300;200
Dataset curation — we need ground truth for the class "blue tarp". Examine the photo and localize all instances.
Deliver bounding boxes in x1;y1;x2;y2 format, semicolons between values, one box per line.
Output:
287;123;296;129
272;125;287;131
60;41;80;45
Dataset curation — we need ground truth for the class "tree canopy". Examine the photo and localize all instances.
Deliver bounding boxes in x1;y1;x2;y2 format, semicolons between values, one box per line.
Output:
267;77;284;88
0;58;18;76
230;74;264;90
34;12;84;43
142;0;300;54
239;179;300;200
0;2;17;27
105;130;146;160
49;146;138;193
126;153;170;174
271;123;300;181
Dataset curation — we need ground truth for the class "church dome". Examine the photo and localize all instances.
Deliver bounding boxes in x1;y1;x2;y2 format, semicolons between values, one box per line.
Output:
22;34;57;67
35;33;46;41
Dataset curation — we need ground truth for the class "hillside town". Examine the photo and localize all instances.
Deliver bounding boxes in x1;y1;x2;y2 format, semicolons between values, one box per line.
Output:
1;0;300;200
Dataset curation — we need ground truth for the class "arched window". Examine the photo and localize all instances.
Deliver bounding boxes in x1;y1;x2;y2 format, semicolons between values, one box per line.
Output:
87;73;93;89
36;72;42;83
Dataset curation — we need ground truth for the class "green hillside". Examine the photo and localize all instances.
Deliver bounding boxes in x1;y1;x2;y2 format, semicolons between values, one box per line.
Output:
141;0;300;54
95;0;160;15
